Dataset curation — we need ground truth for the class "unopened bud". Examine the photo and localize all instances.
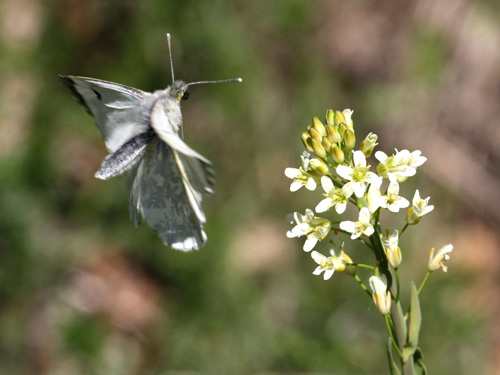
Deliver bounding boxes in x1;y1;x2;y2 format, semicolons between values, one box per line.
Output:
312;138;327;158
344;128;356;149
326;124;341;144
301;132;315;153
309;158;329;176
338;122;348;137
312;117;326;137
360;132;378;157
326;109;335;126
334;110;346;127
309;126;322;141
322;137;332;153
330;144;344;164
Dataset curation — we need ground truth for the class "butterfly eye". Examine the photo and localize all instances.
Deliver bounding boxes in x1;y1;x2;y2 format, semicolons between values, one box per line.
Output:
182;90;190;101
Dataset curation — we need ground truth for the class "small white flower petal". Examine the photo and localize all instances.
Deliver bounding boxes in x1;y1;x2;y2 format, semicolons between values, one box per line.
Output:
352;150;367;167
352;182;366;198
335;202;347;214
315;198;332;213
363;226;375;237
324;268;335;280
304;237;318;252
290;181;303;192
284;168;301;178
359;207;371;224
339;220;355;233
374;151;388;163
305;178;317;191
320;176;334;193
336;165;353;180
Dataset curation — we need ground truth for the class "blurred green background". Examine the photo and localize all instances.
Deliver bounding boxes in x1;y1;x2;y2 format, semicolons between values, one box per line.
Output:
2;0;500;374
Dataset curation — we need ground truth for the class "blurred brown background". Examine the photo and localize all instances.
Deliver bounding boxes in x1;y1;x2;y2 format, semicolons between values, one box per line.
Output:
1;0;499;374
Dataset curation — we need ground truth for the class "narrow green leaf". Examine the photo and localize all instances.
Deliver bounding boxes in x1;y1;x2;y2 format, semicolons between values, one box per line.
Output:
387;338;402;375
402;282;422;362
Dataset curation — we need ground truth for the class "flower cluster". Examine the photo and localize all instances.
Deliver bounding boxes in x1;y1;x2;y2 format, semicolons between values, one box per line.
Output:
285;109;454;373
285;109;453;302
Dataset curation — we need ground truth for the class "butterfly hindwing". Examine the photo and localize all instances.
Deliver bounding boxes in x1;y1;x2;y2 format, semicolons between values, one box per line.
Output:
129;138;207;251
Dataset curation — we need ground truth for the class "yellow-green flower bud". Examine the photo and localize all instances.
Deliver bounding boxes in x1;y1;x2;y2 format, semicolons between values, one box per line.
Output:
330;144;344;164
359;132;378;157
322;137;332;153
406;206;421;225
309;126;322;141
334;110;346;127
344;128;356;150
312;117;326;137
326;124;341;144
338;122;348;137
311;138;327;158
309;158;329;176
326;109;335;126
342;252;356;276
301;132;315;153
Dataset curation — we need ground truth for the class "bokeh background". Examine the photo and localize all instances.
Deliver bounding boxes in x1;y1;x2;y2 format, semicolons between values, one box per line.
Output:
1;0;500;374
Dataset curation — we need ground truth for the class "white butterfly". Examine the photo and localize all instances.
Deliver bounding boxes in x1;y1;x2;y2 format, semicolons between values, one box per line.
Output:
60;33;242;251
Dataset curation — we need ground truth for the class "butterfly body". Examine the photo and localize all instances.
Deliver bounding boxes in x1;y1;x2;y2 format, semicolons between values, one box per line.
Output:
60;75;214;251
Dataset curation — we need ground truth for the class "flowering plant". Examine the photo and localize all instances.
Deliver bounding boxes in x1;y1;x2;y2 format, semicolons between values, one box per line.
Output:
286;109;453;375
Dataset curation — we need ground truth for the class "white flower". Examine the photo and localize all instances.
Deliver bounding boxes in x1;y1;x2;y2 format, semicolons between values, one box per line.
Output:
284;152;318;192
383;230;402;268
339;207;374;239
336;151;379;198
287;209;331;251
405;150;427;168
311;247;354;280
406;189;434;225
369;275;391;315
343;109;354;127
315;176;353;214
378;180;410;213
428;244;453;272
375;149;416;182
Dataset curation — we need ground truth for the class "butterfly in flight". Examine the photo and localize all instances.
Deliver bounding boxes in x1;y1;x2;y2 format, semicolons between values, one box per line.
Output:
60;33;242;251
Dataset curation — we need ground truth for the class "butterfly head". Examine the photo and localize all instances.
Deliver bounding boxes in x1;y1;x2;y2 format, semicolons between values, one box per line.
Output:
172;80;190;102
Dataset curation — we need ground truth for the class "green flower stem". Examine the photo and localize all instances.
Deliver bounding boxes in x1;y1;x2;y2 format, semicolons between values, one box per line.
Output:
351;263;375;270
386;314;402;358
395;268;401;302
354;274;372;298
417;270;431;295
400;223;409;236
359;238;375;251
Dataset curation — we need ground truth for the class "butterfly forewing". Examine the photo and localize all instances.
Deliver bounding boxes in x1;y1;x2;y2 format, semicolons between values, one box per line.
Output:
60;76;148;153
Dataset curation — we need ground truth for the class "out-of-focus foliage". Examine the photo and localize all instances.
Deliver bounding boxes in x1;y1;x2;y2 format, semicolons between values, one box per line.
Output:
1;0;499;374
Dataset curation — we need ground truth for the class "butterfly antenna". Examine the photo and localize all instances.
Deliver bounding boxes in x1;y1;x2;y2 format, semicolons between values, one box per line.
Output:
186;78;243;87
167;33;175;83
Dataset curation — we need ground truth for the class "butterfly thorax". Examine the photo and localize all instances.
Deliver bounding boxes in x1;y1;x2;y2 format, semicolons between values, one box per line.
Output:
147;84;185;136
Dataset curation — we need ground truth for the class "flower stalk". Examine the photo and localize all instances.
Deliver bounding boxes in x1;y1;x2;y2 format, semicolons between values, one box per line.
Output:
285;108;453;374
